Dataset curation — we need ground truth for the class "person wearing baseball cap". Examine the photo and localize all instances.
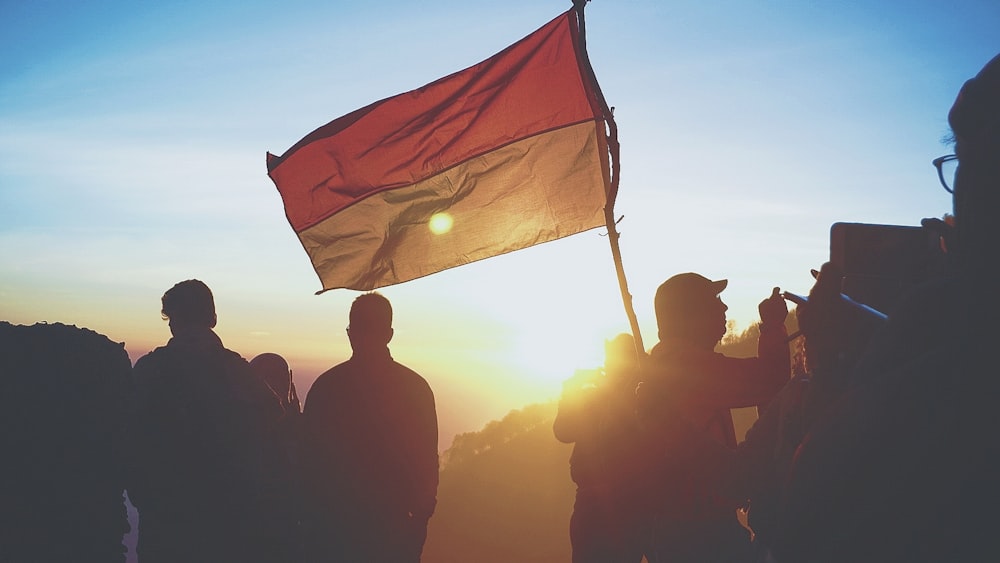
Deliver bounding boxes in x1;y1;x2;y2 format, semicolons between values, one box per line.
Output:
637;272;790;562
653;273;732;349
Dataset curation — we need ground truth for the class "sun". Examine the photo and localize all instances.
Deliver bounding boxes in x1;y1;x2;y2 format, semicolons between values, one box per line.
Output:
429;212;454;235
506;328;608;395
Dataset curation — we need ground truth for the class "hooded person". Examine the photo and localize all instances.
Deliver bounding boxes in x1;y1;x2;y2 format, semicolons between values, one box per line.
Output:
249;352;305;561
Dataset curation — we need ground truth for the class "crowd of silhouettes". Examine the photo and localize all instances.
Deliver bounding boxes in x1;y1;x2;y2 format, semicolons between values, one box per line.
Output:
3;52;998;563
552;52;1000;563
2;283;437;563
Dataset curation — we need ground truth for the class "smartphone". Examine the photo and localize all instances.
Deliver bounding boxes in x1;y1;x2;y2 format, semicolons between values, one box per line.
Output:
829;222;946;315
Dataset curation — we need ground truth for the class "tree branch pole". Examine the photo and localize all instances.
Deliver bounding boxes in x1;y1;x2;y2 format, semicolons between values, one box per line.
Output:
573;0;646;357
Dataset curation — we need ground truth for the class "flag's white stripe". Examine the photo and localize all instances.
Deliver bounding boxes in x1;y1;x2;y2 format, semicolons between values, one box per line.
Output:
299;120;609;291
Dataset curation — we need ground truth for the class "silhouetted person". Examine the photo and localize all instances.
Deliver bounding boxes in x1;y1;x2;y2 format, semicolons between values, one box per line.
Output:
636;273;789;563
252;352;301;416
0;321;132;562
250;352;305;561
773;53;1000;562
729;263;883;561
301;292;439;562
127;279;281;562
554;333;649;563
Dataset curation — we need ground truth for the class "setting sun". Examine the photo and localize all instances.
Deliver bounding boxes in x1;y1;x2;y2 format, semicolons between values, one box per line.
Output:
509;329;606;391
429;212;454;235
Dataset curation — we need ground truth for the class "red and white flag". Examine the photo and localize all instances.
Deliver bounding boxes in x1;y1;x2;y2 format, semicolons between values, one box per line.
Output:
266;8;611;292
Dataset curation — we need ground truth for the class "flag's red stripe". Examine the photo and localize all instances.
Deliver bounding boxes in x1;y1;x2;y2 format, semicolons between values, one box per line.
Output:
297;120;607;291
268;10;600;232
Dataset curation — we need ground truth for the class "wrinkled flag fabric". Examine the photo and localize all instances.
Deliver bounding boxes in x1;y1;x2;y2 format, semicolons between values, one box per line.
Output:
266;9;610;292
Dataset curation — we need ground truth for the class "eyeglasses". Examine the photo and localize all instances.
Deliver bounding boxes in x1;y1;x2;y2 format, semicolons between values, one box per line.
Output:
932;154;958;193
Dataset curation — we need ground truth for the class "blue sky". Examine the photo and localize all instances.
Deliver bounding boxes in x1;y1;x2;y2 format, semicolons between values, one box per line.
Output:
2;0;997;439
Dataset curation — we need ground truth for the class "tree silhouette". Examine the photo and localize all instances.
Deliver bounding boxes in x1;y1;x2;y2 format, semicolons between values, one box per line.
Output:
423;402;575;563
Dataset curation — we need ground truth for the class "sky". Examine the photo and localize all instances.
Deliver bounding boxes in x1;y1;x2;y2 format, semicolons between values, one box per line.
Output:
2;0;998;447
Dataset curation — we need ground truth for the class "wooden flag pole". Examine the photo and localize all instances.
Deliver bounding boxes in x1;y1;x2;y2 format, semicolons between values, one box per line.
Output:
573;0;646;357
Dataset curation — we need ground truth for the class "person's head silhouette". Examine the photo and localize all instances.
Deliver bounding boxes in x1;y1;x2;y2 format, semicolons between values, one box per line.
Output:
347;292;394;354
604;331;639;370
947;53;1000;278
654;272;729;350
161;279;216;334
250;352;293;404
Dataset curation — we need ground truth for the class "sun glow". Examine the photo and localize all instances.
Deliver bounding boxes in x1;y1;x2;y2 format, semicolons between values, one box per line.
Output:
506;328;608;396
429;212;454;235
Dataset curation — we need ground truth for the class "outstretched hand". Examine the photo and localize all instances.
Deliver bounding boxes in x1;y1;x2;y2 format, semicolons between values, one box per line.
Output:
759;286;788;326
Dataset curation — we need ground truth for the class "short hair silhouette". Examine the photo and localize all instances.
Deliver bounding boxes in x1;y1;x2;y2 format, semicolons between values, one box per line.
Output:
161;279;216;328
349;292;392;330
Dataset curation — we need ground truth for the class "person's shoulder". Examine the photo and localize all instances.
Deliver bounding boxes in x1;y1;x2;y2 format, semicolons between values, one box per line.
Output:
218;347;253;371
320;359;352;379
136;344;170;361
219;345;248;360
308;362;352;391
391;360;431;383
649;339;722;368
385;360;435;399
206;347;262;387
390;359;423;375
220;348;275;385
301;363;354;415
181;344;247;379
130;346;180;400
132;345;172;373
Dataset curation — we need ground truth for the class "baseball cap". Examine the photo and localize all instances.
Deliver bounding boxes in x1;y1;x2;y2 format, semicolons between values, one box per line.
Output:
654;272;728;314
